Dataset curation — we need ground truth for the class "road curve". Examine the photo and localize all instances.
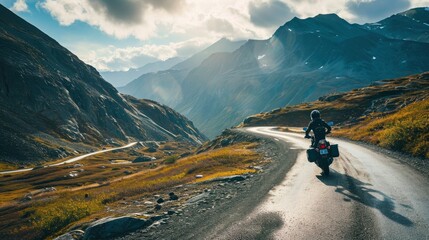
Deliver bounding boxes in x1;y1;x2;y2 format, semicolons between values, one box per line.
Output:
216;127;429;240
0;142;138;175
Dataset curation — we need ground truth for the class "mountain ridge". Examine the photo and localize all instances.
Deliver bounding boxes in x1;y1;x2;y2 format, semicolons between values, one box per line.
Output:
109;8;429;139
100;57;184;87
0;5;205;164
171;10;429;137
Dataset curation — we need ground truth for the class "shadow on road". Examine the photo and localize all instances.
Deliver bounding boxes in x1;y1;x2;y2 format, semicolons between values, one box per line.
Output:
219;212;283;240
317;171;413;227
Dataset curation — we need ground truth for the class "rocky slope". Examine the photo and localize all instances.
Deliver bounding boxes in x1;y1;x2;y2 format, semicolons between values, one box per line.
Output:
124;96;207;144
0;5;205;164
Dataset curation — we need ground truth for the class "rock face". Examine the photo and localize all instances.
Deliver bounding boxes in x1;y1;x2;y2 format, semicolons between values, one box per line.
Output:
0;5;204;164
119;9;429;138
83;216;151;240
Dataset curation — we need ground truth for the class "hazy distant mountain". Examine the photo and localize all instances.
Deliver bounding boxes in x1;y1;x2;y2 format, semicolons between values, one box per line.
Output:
119;38;246;108
171;38;247;71
174;12;429;138
100;57;184;87
363;7;429;43
124;96;207;144
0;5;205;164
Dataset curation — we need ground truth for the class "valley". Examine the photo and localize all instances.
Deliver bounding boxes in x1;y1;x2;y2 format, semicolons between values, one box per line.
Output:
0;2;428;240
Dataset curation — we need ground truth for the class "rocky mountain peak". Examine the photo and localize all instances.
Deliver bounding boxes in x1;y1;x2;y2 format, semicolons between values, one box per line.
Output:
274;13;366;41
398;7;429;22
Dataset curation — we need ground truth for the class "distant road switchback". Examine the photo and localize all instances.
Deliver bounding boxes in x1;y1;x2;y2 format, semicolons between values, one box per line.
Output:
0;142;137;175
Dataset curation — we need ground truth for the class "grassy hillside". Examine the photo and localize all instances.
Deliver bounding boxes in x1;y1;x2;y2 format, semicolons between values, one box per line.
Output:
335;99;428;158
240;72;429;158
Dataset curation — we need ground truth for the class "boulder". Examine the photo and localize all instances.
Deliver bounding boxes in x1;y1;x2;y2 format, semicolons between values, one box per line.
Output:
54;230;84;240
167;210;176;215
186;192;210;205
83;216;151;240
168;192;179;200
146;147;157;153
132;156;156;163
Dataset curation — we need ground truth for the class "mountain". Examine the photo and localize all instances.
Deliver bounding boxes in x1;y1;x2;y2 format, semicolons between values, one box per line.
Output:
124;12;429;138
0;5;205;164
239;72;429;158
171;38;247;71
100;57;184;87
118;38;246;108
124;95;208;144
363;7;429;43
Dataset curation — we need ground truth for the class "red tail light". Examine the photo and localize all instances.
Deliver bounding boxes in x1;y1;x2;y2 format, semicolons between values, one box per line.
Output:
320;144;326;149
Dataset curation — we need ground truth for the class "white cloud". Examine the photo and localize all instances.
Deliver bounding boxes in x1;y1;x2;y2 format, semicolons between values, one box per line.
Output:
249;0;295;27
346;0;411;22
12;0;29;12
40;0;429;71
70;38;214;71
41;0;273;41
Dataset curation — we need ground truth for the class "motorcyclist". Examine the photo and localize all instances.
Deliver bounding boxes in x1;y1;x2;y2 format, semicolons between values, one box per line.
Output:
305;110;331;148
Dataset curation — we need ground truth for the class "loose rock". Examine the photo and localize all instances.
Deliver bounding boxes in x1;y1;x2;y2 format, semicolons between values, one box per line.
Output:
83;216;151;240
54;230;85;240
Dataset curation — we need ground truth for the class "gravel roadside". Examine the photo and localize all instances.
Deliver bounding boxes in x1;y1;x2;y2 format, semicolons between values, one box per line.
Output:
117;129;300;240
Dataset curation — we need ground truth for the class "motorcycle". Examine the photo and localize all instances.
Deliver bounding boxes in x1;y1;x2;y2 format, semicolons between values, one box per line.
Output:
303;128;339;176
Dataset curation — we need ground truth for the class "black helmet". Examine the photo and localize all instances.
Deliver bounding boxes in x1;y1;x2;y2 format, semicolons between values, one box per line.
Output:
311;110;320;120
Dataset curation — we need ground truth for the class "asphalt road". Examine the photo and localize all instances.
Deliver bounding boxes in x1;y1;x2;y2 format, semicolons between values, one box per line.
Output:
213;127;429;240
0;142;137;175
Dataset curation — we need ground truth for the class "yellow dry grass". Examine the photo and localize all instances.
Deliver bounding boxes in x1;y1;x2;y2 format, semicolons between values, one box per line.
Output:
335;99;429;158
1;142;261;239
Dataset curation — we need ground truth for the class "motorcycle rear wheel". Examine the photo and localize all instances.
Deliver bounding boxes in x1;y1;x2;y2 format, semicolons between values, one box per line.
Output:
322;165;330;176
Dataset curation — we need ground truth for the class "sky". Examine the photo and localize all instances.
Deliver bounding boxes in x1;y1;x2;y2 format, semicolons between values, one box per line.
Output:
2;0;429;72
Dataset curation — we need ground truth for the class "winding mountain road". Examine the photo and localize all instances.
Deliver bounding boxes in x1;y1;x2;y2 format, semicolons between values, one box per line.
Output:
212;127;429;240
0;142;138;175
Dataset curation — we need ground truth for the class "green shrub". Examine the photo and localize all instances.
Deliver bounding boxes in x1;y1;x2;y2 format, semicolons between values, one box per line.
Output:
163;155;179;164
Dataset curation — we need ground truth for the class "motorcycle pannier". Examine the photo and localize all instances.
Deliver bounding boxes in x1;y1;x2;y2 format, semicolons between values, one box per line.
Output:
306;148;318;162
330;144;339;157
